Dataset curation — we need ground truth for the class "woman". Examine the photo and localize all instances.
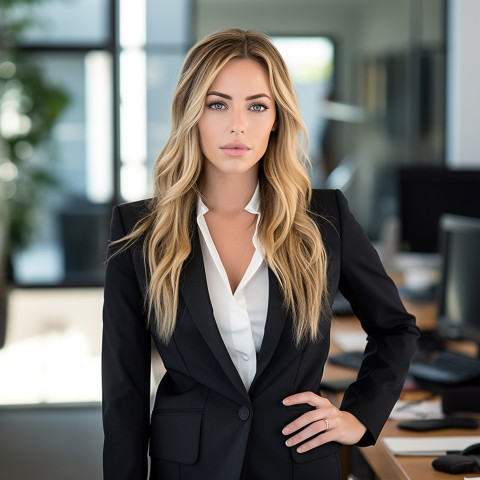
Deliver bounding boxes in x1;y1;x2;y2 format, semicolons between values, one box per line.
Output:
102;28;419;480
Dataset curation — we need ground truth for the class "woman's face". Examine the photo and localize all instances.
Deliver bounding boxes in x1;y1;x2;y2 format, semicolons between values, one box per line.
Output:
197;58;277;179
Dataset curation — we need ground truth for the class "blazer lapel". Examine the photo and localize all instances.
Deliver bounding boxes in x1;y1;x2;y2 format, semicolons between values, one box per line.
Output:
180;230;248;397
250;268;288;391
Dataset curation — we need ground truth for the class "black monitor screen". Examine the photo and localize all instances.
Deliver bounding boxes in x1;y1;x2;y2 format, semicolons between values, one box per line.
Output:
437;214;480;347
399;167;480;252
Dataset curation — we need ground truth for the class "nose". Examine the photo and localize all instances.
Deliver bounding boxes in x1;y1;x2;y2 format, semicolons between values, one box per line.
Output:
229;108;246;135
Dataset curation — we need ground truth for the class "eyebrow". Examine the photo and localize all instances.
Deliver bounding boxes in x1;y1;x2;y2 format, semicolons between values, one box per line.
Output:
206;91;271;101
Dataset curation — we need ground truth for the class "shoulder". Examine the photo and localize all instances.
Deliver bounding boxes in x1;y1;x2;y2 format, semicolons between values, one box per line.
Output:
308;189;341;241
310;189;352;218
112;198;153;233
107;198;153;244
310;188;346;218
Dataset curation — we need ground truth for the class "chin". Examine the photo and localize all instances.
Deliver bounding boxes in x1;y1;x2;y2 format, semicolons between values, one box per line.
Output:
208;158;260;177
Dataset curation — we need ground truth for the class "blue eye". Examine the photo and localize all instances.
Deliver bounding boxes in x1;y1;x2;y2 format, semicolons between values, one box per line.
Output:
250;103;267;112
207;102;225;110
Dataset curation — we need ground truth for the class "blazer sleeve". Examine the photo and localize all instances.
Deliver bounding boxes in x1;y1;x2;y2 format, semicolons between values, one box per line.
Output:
102;205;151;479
333;190;420;446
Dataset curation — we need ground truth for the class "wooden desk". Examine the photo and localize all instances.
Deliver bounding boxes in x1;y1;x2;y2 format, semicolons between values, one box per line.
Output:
360;418;480;480
326;303;480;480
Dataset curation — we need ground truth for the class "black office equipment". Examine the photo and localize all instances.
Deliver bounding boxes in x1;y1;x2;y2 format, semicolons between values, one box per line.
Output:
328;350;363;370
432;453;479;474
397;418;479;432
320;378;356;393
399;168;480;253
410;214;480;388
436;215;480;345
432;443;480;474
409;350;480;386
442;386;480;414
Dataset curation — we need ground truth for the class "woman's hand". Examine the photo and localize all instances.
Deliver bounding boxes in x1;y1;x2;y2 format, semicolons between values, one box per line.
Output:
282;391;367;453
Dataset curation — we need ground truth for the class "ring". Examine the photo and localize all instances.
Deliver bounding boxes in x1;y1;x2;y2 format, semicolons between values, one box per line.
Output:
324;419;329;430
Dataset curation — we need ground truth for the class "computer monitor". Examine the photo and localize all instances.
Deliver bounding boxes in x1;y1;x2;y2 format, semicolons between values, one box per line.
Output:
436;214;480;355
399;167;480;253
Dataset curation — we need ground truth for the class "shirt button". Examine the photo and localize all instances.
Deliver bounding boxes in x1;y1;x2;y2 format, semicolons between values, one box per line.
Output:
238;406;250;421
242;354;249;361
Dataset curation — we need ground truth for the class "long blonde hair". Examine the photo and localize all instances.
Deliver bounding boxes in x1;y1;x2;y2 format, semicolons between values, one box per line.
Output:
113;29;330;346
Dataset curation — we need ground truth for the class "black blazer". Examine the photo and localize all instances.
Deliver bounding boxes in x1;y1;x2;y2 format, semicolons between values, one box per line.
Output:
102;189;419;480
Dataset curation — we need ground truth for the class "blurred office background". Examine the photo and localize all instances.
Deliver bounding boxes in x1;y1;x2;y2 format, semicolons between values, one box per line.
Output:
0;0;479;478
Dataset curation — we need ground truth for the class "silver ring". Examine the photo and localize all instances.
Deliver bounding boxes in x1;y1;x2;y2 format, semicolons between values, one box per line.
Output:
324;419;329;430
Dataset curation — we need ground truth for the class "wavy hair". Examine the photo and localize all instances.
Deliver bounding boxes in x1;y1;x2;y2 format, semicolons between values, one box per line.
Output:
112;28;330;346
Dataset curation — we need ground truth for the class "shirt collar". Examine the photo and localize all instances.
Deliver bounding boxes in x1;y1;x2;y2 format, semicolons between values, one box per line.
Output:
197;182;261;217
244;183;260;215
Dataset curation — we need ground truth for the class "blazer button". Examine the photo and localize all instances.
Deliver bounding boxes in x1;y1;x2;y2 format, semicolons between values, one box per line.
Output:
238;406;250;421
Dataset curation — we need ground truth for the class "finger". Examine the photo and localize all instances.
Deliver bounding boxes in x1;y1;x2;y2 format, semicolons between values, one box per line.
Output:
285;420;328;447
283;391;328;408
295;430;337;453
282;410;324;436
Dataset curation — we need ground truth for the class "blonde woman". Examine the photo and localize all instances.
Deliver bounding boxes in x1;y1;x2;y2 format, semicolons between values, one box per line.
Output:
102;29;419;480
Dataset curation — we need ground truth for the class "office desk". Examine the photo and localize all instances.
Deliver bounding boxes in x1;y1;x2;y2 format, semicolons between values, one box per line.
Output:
359;418;480;480
325;302;480;480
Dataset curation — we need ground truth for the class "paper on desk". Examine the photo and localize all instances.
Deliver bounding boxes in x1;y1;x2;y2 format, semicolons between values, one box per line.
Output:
333;331;367;352
383;436;480;456
389;399;444;420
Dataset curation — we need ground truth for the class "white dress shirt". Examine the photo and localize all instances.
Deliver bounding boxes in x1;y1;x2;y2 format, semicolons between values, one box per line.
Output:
196;184;269;390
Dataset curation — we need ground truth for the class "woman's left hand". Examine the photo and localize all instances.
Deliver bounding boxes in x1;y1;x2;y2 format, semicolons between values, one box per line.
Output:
282;391;367;453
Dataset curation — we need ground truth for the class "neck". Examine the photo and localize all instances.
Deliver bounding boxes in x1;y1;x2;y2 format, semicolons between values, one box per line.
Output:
201;168;259;214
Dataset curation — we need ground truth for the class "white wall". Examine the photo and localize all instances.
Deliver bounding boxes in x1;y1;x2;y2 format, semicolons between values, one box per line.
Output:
195;1;358;103
195;1;444;108
353;1;410;55
196;0;479;168
447;0;480;167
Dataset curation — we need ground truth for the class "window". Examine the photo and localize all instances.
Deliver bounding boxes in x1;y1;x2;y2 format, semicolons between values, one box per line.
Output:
10;0;192;286
272;36;335;186
119;0;192;202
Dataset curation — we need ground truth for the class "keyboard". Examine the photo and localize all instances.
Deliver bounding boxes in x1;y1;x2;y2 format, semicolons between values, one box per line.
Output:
328;351;364;370
409;350;480;385
330;349;480;387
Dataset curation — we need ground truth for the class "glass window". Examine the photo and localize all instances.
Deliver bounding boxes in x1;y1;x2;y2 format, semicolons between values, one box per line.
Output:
12;52;113;285
146;0;191;47
14;0;110;45
272;36;335;187
119;0;190;202
146;53;185;183
1;0;115;407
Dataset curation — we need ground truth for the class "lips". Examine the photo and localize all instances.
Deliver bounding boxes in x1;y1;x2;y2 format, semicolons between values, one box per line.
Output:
220;142;251;157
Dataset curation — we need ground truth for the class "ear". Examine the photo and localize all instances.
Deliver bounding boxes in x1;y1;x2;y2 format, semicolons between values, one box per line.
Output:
271;120;278;132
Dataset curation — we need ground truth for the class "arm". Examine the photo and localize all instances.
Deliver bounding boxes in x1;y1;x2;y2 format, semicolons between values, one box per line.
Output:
335;189;420;446
282;189;420;452
102;205;151;479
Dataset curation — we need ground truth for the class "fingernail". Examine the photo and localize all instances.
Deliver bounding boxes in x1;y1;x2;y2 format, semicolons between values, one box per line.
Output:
282;427;289;435
297;446;304;453
283;398;290;405
285;439;292;447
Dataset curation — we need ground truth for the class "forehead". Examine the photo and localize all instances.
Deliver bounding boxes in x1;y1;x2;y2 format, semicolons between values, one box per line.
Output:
208;58;272;95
